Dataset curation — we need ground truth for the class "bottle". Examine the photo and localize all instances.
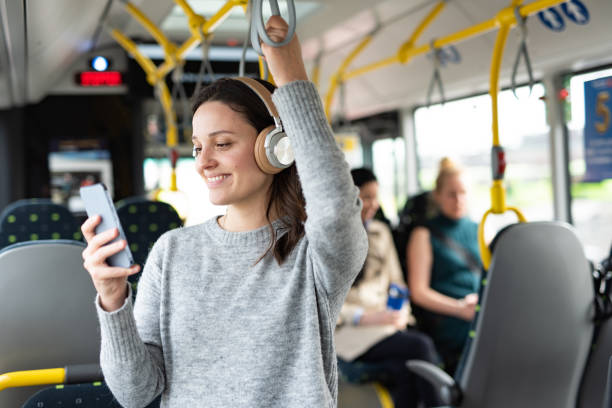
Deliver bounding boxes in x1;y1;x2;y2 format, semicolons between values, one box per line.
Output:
387;283;409;311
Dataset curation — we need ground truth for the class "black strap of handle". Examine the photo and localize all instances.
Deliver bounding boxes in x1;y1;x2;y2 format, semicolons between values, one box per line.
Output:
428;225;481;274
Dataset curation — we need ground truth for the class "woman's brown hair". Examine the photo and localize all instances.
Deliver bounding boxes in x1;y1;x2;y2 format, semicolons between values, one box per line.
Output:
192;78;306;264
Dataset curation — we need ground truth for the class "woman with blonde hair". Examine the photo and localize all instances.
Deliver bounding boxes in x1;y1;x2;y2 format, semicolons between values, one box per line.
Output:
407;157;481;374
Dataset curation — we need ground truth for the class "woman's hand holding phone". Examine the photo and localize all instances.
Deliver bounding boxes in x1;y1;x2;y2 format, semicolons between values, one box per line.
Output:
81;215;140;312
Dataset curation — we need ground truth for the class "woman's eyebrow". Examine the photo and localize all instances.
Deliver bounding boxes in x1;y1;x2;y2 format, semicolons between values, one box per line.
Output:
192;130;235;142
208;130;235;137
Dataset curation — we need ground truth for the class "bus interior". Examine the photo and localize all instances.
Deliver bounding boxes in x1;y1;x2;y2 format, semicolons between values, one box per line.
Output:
0;0;611;407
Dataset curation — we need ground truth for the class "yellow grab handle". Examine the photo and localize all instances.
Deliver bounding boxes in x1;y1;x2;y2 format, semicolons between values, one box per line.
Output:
478;207;527;270
0;368;65;392
372;383;395;408
124;1;178;67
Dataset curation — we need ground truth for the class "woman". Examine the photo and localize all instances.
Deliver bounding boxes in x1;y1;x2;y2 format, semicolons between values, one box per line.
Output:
335;168;441;408
407;158;481;375
80;16;367;407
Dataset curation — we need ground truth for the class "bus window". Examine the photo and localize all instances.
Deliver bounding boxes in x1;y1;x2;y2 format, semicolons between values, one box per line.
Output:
143;157;225;226
567;67;612;261
414;84;553;237
372;137;406;225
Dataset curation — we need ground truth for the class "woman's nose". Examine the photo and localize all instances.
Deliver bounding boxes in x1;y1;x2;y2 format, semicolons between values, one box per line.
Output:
196;146;216;168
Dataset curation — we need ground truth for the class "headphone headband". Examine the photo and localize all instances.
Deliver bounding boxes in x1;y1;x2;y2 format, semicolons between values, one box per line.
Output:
233;77;280;120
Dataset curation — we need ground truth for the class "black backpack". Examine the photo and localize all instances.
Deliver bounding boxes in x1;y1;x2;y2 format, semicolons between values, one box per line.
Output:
392;191;438;275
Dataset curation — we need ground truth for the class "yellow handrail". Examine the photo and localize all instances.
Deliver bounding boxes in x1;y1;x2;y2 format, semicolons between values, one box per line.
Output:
124;2;178;67
110;29;159;86
110;29;177;149
397;1;446;63
112;0;249;193
478;0;529;270
175;0;207;40
373;383;395;408
325;0;447;120
0;368;65;392
158;0;248;78
340;0;565;85
324;34;374;120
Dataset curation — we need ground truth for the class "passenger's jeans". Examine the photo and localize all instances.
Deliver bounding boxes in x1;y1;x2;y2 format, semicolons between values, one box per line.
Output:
355;330;443;408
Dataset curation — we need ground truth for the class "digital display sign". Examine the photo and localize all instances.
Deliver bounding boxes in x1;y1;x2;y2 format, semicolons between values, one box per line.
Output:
76;71;123;86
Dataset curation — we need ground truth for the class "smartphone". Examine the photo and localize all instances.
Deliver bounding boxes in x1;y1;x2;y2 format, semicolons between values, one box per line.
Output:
79;183;134;268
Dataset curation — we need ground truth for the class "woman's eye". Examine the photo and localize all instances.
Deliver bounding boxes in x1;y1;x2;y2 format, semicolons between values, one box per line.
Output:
192;146;202;157
216;143;231;149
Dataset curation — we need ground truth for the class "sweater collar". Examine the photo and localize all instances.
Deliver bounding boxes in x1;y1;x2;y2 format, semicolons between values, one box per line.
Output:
204;216;289;246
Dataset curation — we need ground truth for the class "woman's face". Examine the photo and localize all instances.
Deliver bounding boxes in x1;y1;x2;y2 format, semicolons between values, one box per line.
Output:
192;101;273;208
359;181;380;223
434;173;468;220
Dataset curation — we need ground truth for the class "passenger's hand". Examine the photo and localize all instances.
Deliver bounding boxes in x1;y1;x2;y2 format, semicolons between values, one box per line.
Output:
260;15;308;87
81;215;140;312
457;293;479;321
360;308;409;329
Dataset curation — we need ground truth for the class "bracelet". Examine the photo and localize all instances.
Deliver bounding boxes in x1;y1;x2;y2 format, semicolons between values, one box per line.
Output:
352;308;364;325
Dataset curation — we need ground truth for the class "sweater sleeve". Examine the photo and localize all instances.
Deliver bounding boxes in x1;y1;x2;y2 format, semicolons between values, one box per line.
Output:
272;81;368;307
95;239;166;408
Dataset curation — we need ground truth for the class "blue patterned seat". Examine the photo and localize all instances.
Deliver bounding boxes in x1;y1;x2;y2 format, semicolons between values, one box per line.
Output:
0;199;82;249
115;198;182;292
22;382;161;408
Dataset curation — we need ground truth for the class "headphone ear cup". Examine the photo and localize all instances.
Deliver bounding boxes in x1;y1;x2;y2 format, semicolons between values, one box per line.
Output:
254;125;283;175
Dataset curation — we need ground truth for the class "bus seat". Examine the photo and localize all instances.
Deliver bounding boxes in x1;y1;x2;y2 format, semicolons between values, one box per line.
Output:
116;198;182;293
338;380;393;408
22;382;161;408
337;359;393;407
0;240;99;408
407;221;594;408
606;357;612;408
578;318;612;408
0;199;82;249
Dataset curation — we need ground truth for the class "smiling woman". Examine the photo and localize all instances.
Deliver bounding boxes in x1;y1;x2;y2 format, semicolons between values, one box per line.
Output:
79;15;368;408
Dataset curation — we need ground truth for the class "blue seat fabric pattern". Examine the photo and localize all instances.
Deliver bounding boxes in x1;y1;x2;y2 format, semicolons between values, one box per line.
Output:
115;198;182;288
0;199;82;248
22;382;161;408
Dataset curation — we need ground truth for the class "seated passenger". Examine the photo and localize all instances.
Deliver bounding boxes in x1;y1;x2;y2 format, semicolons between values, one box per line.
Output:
335;167;441;408
407;158;481;375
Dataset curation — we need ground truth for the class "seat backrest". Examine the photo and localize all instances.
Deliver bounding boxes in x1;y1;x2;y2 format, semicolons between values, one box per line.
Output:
392;191;437;275
458;222;594;408
116;198;182;268
578;318;612;408
22;383;161;408
0;199;82;249
0;240;99;408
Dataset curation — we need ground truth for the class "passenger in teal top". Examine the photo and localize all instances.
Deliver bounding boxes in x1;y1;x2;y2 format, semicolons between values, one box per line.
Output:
407;158;481;374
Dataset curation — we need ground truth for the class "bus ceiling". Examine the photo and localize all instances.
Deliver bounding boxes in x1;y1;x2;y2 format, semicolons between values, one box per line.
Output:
0;0;611;117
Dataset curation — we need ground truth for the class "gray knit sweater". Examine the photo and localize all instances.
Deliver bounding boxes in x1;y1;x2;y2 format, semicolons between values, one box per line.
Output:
96;81;368;408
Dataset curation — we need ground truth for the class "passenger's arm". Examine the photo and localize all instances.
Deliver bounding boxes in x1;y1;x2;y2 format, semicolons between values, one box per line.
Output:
407;227;476;321
338;302;363;326
95;240;167;407
265;16;367;301
339;301;408;329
